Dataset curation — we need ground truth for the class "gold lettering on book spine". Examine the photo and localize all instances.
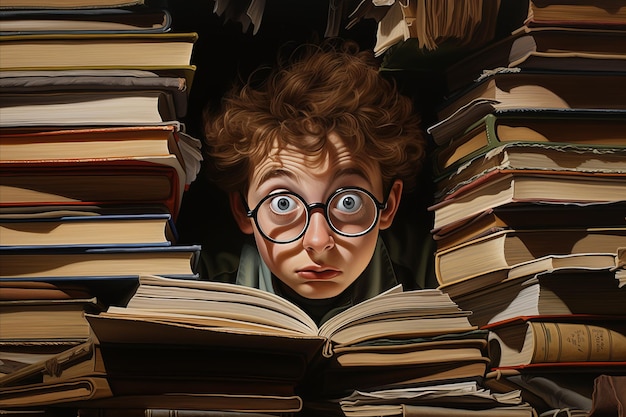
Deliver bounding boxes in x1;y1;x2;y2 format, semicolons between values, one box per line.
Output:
532;322;626;364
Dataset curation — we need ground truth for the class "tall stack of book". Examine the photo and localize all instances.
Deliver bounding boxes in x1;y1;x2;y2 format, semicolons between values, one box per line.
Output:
425;1;626;415
0;0;202;412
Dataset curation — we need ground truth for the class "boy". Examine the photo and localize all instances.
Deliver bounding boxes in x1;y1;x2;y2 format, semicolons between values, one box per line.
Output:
202;39;427;324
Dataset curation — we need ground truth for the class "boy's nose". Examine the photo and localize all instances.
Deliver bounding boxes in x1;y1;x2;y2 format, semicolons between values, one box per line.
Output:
302;210;335;253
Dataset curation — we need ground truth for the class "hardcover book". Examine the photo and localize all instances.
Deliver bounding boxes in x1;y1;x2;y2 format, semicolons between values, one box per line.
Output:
486;316;626;369
452;266;626;327
429;170;626;232
0;32;197;70
0;7;172;35
0;156;185;219
432;110;626;186
427;71;626;144
445;26;626;94
0;213;175;248
0;245;201;279
434;227;626;287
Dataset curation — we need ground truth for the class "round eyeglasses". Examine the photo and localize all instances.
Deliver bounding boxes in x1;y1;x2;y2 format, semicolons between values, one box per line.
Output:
244;187;387;244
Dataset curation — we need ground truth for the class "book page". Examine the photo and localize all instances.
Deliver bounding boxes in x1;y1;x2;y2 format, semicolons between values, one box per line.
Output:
134;275;318;332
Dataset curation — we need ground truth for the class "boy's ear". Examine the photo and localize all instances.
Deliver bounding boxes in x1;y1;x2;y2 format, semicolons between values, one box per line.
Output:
379;179;403;230
229;191;254;235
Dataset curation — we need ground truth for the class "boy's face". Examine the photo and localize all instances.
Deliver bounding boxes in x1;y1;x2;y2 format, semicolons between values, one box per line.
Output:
231;133;403;300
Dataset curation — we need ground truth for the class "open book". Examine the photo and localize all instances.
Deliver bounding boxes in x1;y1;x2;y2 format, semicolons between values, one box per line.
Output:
84;275;484;398
88;275;475;355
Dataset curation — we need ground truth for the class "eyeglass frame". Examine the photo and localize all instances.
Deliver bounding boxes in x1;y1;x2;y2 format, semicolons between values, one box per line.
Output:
242;186;388;244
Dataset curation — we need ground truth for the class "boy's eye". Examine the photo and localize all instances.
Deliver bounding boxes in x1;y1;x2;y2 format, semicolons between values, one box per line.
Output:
269;195;298;214
334;193;363;213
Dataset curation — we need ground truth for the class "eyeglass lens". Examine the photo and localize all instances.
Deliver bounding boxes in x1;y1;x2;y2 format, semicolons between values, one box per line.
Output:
254;189;379;243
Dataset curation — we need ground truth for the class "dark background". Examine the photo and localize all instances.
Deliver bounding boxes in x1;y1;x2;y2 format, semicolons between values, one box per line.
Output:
165;0;526;288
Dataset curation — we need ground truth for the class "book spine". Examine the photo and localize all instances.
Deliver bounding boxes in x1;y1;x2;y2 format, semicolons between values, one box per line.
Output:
432;115;494;178
531;322;626;363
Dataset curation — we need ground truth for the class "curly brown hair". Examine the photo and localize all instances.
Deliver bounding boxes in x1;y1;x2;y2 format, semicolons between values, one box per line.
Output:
203;39;426;194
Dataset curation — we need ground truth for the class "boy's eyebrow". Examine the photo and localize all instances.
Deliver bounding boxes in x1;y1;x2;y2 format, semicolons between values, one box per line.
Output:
257;168;297;186
334;166;370;182
256;166;370;188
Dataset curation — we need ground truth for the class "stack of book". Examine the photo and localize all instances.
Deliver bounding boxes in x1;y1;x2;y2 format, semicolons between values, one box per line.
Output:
425;1;626;415
82;275;537;416
346;0;523;57
0;0;202;412
0;273;508;415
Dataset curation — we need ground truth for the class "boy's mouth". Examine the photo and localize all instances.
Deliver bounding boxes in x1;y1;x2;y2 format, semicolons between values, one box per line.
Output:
297;267;341;280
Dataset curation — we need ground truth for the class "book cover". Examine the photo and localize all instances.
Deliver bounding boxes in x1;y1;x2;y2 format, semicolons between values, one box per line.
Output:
444;26;626;94
485;315;626;369
0;245;201;279
427;71;626;144
0;275;140;307
429;170;626;232
433;202;626;251
335;379;532;417
69;392;304;414
432;110;626;183
0;90;179;127
0;297;103;343
0;213;176;248
0;7;172;35
452;266;626;327
0;72;189;118
526;0;626;28
0;124;181;162
0;280;94;301
0;0;144;8
434;227;626;287
0;376;113;408
0;156;185;219
435;142;626;200
0;32;198;70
